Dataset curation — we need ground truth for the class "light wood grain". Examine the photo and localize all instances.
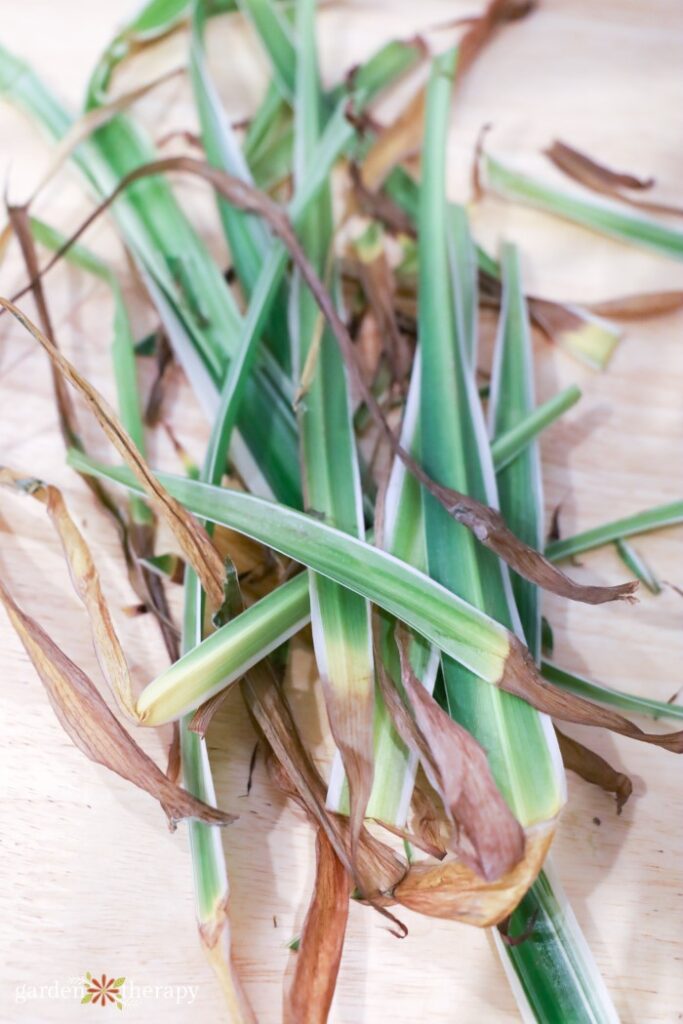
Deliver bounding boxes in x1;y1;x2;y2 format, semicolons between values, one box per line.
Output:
1;2;681;1021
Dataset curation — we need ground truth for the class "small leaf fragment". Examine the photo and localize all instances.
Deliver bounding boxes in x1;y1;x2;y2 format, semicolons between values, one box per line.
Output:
556;728;633;813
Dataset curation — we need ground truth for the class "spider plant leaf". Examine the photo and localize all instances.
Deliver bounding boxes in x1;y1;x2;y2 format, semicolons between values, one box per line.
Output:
190;0;291;369
290;0;376;846
417;46;564;827
546;501;683;561
491;384;581;473
237;0;296;101
181;566;256;1023
489;242;544;658
482;152;683;261
488;234;621;1024
615;538;661;594
541;661;683;723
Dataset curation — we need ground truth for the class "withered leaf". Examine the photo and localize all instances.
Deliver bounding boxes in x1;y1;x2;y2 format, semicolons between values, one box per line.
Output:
8;206;81;453
503;640;683;753
556;727;632;813
588;291;683;320
8;158;635;608
0;580;234;829
0;468;136;718
393;820;555;927
546;139;655;192
545;140;683;218
189;687;232;740
243;662;405;901
283;829;352;1024
0;297;225;611
394;628;525;881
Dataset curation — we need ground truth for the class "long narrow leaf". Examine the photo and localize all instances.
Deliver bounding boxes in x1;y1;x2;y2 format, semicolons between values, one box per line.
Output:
483;153;683;261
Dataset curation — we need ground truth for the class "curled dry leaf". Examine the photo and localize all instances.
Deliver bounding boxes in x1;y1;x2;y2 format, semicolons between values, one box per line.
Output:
545;139;683;218
8;206;81;452
556;728;633;814
408;772;450;859
394;628;525;881
283;829;352;1024
8;158;636;607
189;687;231;740
546;139;654;191
503;639;683;752
0;298;226;611
0;580;235;829
0;467;136;718
243;661;406;901
393;820;555;927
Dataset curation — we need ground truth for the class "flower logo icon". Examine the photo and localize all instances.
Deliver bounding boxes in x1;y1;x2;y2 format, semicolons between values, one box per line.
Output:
81;973;125;1009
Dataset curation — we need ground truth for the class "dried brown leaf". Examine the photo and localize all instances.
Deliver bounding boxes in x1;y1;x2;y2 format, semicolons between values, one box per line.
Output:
0;468;136;718
393;820;555;927
189;687;231;739
0;579;234;828
7;206;81;452
283;829;352;1024
243;663;405;901
545;140;683;218
587;290;683;320
408;771;450;859
545;139;655;191
503;639;683;753
395;628;525;881
556;727;633;813
0;297;225;610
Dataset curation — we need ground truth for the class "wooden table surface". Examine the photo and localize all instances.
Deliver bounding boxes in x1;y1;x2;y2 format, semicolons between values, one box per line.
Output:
1;1;682;1021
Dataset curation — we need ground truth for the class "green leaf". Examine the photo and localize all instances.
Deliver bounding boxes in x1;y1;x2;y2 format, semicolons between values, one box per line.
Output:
484;153;683;261
546;501;683;562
